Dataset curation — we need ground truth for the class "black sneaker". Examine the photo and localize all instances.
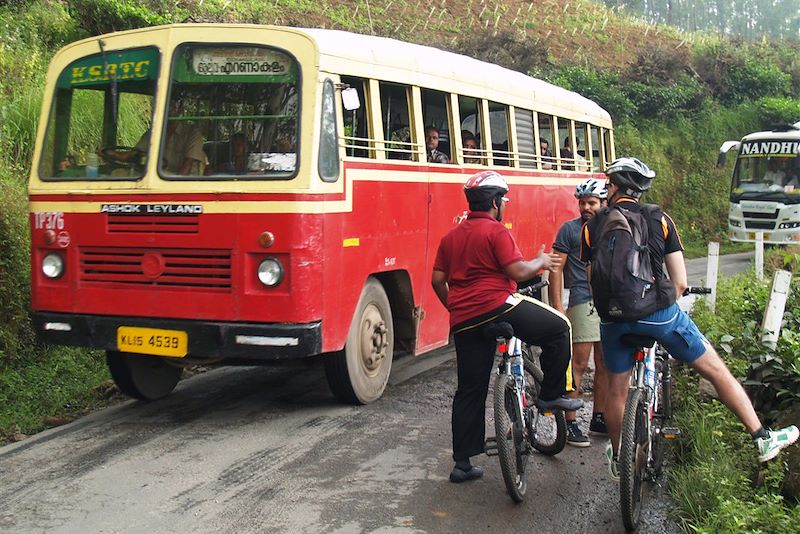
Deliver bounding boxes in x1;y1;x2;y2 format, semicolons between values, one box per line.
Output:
589;413;609;437
566;421;590;448
449;464;484;483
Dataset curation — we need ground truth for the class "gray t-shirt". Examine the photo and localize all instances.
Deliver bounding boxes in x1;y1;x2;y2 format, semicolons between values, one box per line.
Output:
553;217;591;307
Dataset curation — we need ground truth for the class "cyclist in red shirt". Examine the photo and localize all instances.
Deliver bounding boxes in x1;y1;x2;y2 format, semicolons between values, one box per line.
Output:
432;171;583;483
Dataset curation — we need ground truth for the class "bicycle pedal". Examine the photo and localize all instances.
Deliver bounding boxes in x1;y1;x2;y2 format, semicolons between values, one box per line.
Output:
660;427;681;439
485;437;499;456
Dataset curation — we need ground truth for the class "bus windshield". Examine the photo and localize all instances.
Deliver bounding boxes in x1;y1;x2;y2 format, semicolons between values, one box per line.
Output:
166;43;299;179
732;139;800;197
39;46;159;180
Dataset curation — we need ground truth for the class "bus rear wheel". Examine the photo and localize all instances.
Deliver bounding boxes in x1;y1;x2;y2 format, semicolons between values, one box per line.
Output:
324;277;394;405
106;351;182;401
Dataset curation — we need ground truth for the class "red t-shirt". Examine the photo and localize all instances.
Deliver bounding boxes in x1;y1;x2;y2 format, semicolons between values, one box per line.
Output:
433;211;524;326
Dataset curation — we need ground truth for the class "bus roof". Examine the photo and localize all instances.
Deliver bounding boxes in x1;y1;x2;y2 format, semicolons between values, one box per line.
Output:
741;123;800;142
300;28;612;127
49;24;612;128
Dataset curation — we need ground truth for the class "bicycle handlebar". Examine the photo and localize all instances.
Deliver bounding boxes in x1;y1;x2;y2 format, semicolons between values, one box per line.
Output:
683;286;711;296
517;279;549;297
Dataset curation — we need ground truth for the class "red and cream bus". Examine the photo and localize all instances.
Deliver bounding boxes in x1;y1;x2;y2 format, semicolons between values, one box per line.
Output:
29;24;614;403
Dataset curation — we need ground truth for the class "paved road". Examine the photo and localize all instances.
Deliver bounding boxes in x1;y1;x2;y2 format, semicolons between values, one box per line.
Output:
0;252;753;533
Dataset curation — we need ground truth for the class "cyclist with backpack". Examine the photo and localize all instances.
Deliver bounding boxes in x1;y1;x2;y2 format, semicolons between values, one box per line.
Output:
580;157;799;479
549;178;610;447
431;170;583;484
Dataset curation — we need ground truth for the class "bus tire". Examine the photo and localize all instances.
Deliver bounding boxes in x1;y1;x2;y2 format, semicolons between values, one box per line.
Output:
106;351;182;401
324;277;394;405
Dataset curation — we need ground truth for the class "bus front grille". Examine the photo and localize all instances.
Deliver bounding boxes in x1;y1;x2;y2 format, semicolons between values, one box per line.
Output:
80;247;232;290
107;214;199;234
742;211;779;220
744;220;775;230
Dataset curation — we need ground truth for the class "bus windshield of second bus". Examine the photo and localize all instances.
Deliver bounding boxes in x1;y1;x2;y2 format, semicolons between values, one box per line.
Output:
719;122;800;244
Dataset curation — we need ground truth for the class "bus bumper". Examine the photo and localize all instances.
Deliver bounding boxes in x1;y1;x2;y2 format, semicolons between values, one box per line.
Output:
32;312;323;361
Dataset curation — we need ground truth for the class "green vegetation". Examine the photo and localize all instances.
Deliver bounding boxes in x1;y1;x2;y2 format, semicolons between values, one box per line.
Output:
672;253;800;531
1;2;798;529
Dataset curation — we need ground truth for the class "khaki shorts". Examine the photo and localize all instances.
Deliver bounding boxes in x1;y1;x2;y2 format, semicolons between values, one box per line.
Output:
566;301;601;343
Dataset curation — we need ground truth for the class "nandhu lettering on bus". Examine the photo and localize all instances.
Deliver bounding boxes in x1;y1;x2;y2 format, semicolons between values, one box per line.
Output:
28;24;614;405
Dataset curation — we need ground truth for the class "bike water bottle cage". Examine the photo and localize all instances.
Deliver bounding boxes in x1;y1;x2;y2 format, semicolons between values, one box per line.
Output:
620;333;657;349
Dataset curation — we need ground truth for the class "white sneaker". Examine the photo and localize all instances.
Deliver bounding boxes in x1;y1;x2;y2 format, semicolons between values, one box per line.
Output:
755;425;799;462
605;441;619;481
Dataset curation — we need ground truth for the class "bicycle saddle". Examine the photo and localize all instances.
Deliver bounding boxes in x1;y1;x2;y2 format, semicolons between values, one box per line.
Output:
620;333;657;349
483;321;514;340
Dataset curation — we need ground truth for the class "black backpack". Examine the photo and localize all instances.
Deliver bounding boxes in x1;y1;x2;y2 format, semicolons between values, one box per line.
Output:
589;204;674;321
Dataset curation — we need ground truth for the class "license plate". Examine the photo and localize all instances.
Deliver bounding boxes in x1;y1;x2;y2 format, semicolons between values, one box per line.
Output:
117;327;188;358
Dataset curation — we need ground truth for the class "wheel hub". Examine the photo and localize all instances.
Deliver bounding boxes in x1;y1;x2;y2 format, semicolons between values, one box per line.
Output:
359;304;388;374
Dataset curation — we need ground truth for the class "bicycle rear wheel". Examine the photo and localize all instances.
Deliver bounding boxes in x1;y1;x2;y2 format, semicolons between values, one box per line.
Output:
619;387;648;532
493;373;528;502
525;354;566;455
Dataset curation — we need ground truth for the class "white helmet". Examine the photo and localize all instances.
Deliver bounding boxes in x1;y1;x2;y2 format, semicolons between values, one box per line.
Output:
574;178;607;199
464;171;509;204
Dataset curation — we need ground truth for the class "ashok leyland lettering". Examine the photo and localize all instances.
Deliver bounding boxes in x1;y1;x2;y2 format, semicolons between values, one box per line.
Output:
718;122;800;244
29;24;614;404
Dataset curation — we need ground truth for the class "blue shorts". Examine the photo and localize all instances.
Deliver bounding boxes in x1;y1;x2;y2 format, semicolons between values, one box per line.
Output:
600;303;711;374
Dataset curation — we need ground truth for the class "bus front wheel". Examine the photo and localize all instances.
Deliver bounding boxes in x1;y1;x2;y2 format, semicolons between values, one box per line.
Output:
324;277;394;404
106;351;182;401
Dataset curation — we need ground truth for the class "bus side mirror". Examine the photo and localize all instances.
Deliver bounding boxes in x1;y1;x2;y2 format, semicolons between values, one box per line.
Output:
717;140;740;168
342;87;360;111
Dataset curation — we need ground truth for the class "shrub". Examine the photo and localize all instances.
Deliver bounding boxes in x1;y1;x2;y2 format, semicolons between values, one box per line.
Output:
544;66;636;123
66;0;176;35
757;97;800;127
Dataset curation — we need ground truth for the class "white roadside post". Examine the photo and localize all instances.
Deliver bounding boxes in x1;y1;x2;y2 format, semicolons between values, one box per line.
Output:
761;270;792;350
706;241;719;312
755;231;764;280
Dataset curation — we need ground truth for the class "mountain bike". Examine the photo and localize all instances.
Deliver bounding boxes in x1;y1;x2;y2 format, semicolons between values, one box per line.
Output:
618;286;711;531
484;283;567;502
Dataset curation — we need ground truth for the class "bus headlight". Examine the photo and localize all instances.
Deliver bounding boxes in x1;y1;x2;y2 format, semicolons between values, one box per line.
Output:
729;219;741;227
778;222;800;229
257;257;284;286
42;253;65;279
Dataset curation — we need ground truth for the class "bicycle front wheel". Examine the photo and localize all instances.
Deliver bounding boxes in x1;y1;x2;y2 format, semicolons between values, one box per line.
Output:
619;387;648;532
493;373;528;502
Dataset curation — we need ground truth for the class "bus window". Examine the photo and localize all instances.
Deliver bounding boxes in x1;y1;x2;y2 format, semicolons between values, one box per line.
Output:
589;125;602;171
459;95;485;165
488;101;510;167
38;47;159;180
603;128;614;164
558;118;573;171
538;114;555;170
319;79;339;182
574;122;590;172
421;88;452;162
340;76;370;158
168;44;299;178
514;108;536;169
380;82;415;160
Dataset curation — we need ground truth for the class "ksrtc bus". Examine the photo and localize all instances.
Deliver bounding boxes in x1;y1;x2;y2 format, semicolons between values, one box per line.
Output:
29;24;614;404
718;122;800;244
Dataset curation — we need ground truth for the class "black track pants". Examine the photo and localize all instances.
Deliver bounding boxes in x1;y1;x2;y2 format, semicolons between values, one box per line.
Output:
451;297;572;461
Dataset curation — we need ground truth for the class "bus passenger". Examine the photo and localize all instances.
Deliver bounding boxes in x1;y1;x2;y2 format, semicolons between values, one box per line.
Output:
461;130;481;164
216;133;250;174
426;126;450;164
764;158;786;186
540;137;553;169
560;138;575;171
432;171;582;484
